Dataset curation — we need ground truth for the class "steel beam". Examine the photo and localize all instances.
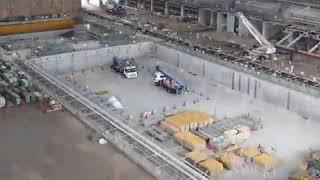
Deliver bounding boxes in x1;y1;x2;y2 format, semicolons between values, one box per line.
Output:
276;32;293;45
308;42;320;53
286;33;304;48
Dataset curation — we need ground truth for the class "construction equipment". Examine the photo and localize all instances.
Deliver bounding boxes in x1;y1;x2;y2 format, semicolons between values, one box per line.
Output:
0;95;5;108
105;3;127;17
237;12;276;60
38;97;63;113
110;56;138;78
153;66;188;94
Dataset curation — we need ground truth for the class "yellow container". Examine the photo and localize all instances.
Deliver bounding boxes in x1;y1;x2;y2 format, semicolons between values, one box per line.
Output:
95;90;108;96
219;153;244;170
199;158;224;175
186;151;209;164
254;153;278;169
237;147;261;158
164;111;215;133
289;170;312;180
174;131;206;151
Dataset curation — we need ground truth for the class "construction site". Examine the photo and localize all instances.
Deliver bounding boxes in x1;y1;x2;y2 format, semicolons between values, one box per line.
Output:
0;0;320;180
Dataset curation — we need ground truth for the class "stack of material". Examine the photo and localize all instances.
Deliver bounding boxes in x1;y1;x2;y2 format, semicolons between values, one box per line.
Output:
237;147;261;162
174;131;206;151
185;151;209;164
254;153;278;170
228;125;251;145
305;151;320;179
162;111;215;134
199;158;224;175
219;153;245;170
209;136;228;150
289;170;312;180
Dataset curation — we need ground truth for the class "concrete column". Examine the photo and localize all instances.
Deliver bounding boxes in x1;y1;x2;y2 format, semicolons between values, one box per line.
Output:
210;11;215;28
124;0;128;6
150;0;154;12
226;13;235;33
165;1;169;16
238;17;249;37
198;9;205;24
141;0;145;10
216;12;223;32
181;5;185;18
262;21;268;38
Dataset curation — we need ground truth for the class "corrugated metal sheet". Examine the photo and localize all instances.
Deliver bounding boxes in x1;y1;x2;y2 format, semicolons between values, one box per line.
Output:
0;0;81;19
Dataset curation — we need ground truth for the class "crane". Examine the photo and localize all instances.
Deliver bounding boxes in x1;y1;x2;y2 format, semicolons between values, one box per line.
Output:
237;12;276;60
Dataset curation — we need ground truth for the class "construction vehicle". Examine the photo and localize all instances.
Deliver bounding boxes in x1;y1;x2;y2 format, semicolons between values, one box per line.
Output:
153;66;188;94
105;3;127;17
237;12;276;60
110;56;138;78
5;89;21;105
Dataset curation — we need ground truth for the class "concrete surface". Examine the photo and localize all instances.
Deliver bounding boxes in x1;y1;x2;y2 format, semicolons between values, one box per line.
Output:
30;42;320;179
58;51;320;179
33;41;320;123
0;105;154;180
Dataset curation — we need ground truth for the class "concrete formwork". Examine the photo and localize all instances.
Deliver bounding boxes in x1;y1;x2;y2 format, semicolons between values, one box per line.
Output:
33;42;320;120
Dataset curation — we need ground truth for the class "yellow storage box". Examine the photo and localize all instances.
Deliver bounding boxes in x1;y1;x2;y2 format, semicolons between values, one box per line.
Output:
237;147;261;162
174;131;206;151
254;153;278;169
219;153;244;170
186;151;209;164
199;158;224;175
289;170;312;180
164;111;215;133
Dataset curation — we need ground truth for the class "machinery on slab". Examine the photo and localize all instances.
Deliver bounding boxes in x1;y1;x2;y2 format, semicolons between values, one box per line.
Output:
237;12;276;60
153;66;188;94
111;56;138;78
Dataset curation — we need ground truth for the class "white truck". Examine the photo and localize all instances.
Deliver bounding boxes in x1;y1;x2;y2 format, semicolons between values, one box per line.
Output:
153;66;188;94
110;56;138;78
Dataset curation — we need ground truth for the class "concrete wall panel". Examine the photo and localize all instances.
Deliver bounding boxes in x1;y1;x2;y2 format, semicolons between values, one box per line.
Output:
34;42;153;74
155;44;320;120
32;42;320;120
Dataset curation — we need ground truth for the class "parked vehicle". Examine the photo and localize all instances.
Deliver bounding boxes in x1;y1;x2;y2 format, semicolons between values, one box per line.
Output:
110;56;138;78
0;95;5;108
153;66;188;94
105;4;127;17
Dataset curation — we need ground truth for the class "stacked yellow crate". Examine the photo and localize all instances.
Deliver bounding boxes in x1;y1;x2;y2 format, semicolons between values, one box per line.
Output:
161;111;215;134
199;158;224;175
219;153;245;170
236;147;261;162
254;153;278;170
174;131;206;151
185;151;209;164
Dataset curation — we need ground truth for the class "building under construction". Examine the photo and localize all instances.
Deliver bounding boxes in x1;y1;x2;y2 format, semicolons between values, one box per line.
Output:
0;0;320;180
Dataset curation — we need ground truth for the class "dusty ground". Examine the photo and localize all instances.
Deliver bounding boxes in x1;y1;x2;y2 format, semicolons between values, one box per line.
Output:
0;105;154;180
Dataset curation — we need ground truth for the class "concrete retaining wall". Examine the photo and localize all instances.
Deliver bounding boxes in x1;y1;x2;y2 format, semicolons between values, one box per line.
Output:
32;42;153;74
32;41;320;120
155;44;320;120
